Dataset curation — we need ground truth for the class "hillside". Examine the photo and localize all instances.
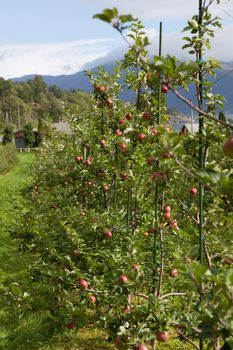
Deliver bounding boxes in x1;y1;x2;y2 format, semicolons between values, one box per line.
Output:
13;62;233;117
0;76;91;132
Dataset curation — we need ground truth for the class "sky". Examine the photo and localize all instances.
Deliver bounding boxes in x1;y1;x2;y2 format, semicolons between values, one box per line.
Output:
0;0;233;79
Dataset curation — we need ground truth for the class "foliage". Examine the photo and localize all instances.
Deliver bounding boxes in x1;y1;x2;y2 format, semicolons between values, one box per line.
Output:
0;143;17;174
2;124;14;144
0;76;92;133
23;123;36;147
2;1;233;350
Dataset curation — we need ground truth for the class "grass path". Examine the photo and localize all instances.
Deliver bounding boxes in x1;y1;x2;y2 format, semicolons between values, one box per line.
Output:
0;152;35;250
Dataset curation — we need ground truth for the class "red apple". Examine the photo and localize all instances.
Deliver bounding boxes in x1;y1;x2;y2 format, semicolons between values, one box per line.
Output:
152;172;163;181
156;330;169;342
135;344;149;350
222;136;233;159
149;226;155;233
99;139;106;148
75;155;83;162
161;85;169;93
143;112;152;121
67;322;76;329
118;119;126;125
79;279;88;289
169;219;179;230
143;231;149;237
89;295;96;304
120;172;129;180
147;157;156;165
190;187;198;195
119;143;128;154
125;112;133;120
115;335;125;349
169;268;178;278
164;212;171;220
106;97;113;106
118;274;128;284
103;230;112;239
95;85;106;92
150;127;158;136
224;258;233;265
84;159;92;166
115;129;123;136
138;133;146;141
132;263;140;270
122;305;130;314
164;205;171;213
103;185;109;192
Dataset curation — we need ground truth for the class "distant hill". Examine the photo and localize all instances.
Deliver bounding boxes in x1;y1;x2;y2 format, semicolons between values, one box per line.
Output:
13;61;233;117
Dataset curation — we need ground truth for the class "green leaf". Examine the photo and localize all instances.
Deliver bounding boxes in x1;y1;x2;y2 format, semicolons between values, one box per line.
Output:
103;9;114;18
198;169;221;184
93;13;111;23
119;14;137;23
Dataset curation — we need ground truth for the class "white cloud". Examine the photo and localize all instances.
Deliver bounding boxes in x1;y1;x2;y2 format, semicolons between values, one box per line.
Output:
83;23;233;68
0;38;118;79
86;0;233;20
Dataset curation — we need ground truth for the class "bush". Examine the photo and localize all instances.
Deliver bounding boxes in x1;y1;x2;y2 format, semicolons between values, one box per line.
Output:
0;144;17;174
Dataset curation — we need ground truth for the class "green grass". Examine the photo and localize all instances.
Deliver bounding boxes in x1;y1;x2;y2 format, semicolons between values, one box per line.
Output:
0;153;197;350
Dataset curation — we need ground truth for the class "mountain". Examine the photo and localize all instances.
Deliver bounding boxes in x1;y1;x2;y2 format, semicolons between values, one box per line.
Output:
13;62;233;117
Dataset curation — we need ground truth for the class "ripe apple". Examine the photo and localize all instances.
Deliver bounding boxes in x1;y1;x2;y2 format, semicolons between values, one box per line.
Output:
103;185;109;192
152;172;163;181
161;85;169;93
164;205;171;213
125;112;133;120
143;112;152;121
67;322;76;329
169;219;179;230
95;85;106;92
115;336;125;349
120;172;129;181
79;279;88;289
99;139;106;148
169;268;178;278
118;274;129;284
118;119;126;125
147;157;156;165
149;226;155;233
164;212;171;220
132;263;140;270
222;136;233;159
89;295;96;304
106;97;113;106
122;305;130;314
115;129;123;136
75;155;83;162
135;344;149;350
190;187;198;195
150;127;158;136
143;231;149;237
138;133;146;141
84;159;92;166
103;230;112;239
119;143;128;154
224;258;233;265
156;330;169;342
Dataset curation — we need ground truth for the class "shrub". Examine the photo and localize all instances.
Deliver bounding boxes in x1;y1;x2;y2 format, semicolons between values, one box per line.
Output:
0;144;17;174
